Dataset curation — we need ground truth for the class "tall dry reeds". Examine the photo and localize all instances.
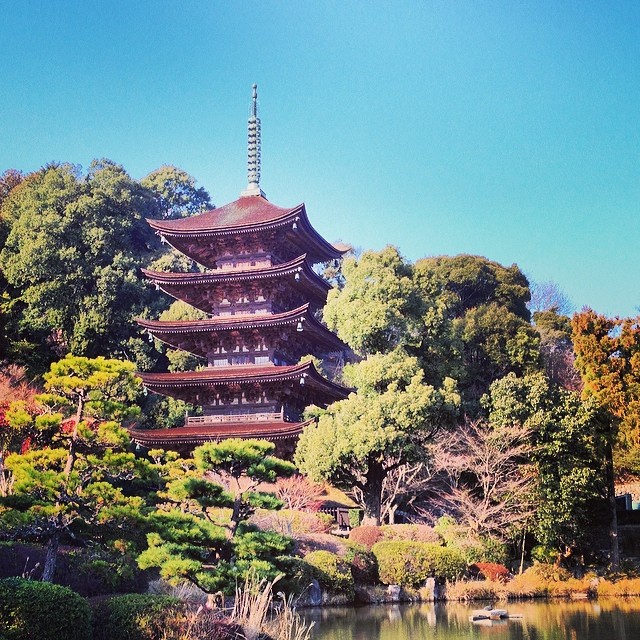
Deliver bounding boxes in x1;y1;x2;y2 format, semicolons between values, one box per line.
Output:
231;572;314;640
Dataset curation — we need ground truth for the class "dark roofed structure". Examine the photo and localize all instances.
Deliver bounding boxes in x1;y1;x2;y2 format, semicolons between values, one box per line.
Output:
132;85;351;455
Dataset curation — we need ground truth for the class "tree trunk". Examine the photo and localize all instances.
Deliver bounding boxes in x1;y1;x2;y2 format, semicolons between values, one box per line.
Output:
64;393;85;478
230;495;243;536
42;531;60;582
361;460;385;526
605;435;620;571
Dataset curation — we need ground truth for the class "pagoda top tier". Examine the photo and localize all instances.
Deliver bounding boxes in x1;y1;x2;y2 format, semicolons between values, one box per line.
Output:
147;197;347;267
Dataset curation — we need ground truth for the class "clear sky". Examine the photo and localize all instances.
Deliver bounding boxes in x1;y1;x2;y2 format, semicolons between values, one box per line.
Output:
1;1;638;318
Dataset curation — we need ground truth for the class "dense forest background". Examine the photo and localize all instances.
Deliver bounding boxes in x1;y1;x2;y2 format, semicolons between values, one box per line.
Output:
1;160;639;585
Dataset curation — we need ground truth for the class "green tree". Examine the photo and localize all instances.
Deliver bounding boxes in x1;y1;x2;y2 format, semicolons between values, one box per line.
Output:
0;161;210;375
533;308;581;390
193;439;295;535
296;349;460;524
0;161;163;371
486;372;608;563
138;439;295;594
141;165;211;219
414;254;541;410
572;309;640;569
0;355;147;581
157;300;208;372
323;245;423;355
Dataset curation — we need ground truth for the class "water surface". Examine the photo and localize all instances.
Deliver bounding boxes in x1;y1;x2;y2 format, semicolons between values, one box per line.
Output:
302;599;640;640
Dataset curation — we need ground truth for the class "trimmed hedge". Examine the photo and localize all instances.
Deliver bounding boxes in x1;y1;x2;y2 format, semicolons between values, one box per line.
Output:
0;577;92;640
348;526;383;549
380;524;439;544
303;550;355;598
0;542;146;596
348;524;440;550
344;545;378;584
372;541;467;587
91;594;185;640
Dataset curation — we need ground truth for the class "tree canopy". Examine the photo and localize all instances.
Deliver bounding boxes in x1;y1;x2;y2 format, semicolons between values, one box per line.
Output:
295;349;460;524
0;160;211;376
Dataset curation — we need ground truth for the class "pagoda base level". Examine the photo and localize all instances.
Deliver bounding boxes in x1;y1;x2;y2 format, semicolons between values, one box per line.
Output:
128;418;313;459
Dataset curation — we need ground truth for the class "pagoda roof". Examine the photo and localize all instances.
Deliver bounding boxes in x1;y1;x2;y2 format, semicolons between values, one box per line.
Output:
147;196;346;263
137;303;350;356
143;254;328;289
141;254;331;310
139;360;350;402
128;418;313;448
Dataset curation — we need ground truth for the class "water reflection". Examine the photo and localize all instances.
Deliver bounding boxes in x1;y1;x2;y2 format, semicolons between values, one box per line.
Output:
301;599;640;640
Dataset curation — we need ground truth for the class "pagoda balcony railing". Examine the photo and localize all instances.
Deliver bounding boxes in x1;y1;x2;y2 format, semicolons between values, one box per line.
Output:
185;412;283;426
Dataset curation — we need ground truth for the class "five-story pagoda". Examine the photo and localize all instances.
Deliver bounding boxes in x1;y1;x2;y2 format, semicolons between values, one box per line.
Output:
130;86;351;454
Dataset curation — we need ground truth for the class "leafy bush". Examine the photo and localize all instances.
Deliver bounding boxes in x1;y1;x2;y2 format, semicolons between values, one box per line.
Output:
372;541;467;587
597;578;640;597
469;562;511;583
91;594;185;640
348;509;362;529
444;579;502;601
380;524;440;544
348;525;383;549
252;509;334;535
0;542;145;596
531;544;561;564
273;556;317;595
303;550;354;598
344;545;378;584
524;562;572;582
431;517;507;564
0;577;92;640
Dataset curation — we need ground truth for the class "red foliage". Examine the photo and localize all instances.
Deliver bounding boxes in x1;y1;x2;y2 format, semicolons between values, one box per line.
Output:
469;562;511;583
348;525;384;550
275;474;325;511
0;400;9;428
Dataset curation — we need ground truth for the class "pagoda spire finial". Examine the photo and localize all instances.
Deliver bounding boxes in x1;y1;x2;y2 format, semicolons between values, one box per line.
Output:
241;83;266;198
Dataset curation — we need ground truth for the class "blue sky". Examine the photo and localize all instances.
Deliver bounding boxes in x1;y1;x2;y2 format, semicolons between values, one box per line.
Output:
1;1;638;318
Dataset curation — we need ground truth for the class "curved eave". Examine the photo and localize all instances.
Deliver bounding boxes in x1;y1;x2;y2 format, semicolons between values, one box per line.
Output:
141;254;330;293
138;361;351;400
146;199;304;236
147;199;346;264
137;303;350;353
128;418;312;447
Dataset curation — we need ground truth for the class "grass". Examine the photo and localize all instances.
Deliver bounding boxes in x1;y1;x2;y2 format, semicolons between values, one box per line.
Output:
231;573;314;640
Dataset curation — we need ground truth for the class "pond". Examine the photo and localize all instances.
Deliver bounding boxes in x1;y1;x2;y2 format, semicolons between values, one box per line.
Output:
301;599;640;640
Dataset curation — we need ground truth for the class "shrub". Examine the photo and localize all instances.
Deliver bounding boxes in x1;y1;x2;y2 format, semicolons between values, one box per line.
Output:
348;509;362;529
503;564;575;599
469;562;511;583
524;562;572;582
372;541;467;587
546;577;592;597
530;544;561;564
344;545;378;584
348;525;383;549
303;550;354;598
252;509;334;535
0;577;92;640
0;542;145;596
92;594;185;640
444;579;502;601
380;524;440;544
597;578;640;597
275;556;317;595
